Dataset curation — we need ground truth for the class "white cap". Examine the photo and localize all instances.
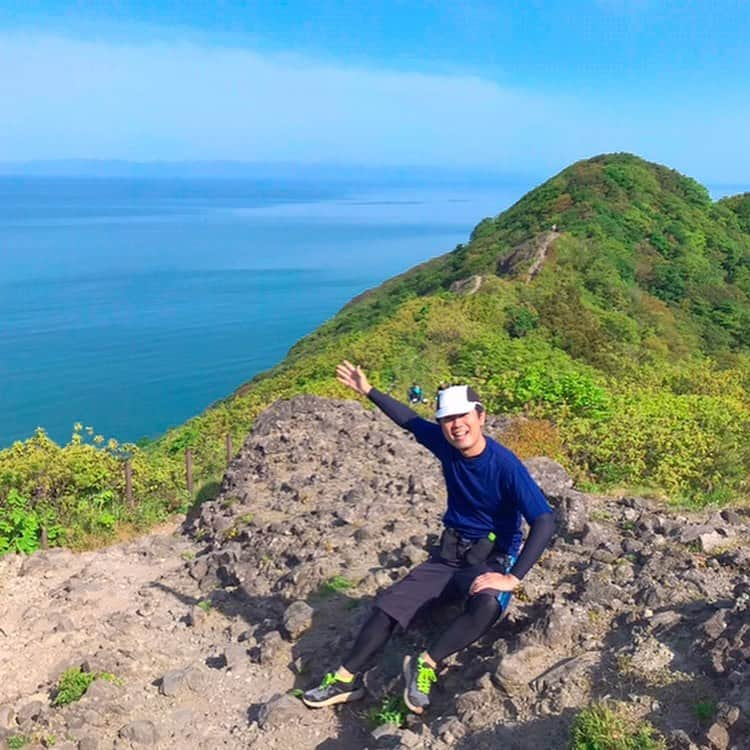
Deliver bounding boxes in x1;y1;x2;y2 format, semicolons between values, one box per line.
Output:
435;385;482;419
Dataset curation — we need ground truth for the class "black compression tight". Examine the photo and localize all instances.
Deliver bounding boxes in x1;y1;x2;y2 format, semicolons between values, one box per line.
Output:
342;608;398;674
428;593;502;663
342;594;502;674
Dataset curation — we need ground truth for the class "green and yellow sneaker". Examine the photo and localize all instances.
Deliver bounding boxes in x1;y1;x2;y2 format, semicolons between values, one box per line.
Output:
302;672;365;708
402;655;437;714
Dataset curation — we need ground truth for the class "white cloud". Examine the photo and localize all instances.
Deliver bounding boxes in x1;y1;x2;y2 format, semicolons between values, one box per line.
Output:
0;32;748;182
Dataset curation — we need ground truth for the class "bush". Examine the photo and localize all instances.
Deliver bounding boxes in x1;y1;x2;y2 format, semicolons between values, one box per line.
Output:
564;391;750;504
0;489;61;557
0;426;182;549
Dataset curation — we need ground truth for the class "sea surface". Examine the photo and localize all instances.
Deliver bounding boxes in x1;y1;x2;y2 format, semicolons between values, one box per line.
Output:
0;176;531;447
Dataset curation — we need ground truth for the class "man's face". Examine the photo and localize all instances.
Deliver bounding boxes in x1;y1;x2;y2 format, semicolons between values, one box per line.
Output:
439;408;486;457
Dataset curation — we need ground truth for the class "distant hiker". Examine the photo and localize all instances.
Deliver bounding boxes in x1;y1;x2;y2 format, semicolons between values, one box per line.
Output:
303;361;555;714
551;223;558;232
408;382;424;404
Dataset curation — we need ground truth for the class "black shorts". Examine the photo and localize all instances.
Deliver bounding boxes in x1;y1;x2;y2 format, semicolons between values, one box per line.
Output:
375;554;514;630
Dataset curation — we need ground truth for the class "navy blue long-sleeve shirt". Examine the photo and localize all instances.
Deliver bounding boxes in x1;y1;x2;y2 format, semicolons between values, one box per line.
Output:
368;387;554;579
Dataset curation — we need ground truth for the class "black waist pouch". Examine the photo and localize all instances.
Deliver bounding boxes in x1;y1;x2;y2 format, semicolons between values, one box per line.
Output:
439;527;461;563
440;528;496;566
465;534;496;566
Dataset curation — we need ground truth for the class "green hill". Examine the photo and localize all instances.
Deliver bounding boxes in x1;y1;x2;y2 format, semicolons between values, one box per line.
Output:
3;153;749;550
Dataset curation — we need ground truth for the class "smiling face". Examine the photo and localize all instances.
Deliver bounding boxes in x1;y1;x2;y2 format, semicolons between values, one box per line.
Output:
439;407;486;457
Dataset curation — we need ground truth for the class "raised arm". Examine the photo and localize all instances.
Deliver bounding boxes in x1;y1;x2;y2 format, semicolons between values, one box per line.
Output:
336;360;419;428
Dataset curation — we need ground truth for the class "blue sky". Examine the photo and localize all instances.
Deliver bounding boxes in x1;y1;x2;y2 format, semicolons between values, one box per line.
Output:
2;0;749;182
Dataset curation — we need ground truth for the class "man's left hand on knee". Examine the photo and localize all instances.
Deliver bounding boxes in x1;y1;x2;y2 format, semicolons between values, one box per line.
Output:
469;572;520;595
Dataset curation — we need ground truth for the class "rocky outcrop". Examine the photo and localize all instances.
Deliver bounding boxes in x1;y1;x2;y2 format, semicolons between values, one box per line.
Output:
497;230;561;282
0;395;748;749
449;275;483;295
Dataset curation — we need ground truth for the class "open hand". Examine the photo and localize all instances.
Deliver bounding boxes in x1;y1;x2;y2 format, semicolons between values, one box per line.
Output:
336;360;372;396
469;572;520;595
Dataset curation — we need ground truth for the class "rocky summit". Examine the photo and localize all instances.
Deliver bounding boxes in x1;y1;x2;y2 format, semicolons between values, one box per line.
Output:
1;395;748;749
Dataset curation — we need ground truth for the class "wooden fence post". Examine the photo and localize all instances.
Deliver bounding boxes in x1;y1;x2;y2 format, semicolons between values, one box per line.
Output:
226;433;233;465
124;459;133;507
185;448;194;496
40;527;48;549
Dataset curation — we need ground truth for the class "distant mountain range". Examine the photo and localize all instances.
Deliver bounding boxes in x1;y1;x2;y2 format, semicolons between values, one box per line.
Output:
0;159;531;186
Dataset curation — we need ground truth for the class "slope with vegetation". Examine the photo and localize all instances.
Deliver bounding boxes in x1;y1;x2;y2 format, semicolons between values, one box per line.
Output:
1;153;749;551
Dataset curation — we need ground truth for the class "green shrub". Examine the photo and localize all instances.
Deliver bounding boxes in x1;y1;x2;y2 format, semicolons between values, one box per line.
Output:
52;668;120;707
0;425;183;549
52;667;97;706
570;703;666;749
0;489;61;557
505;305;539;338
564;391;750;503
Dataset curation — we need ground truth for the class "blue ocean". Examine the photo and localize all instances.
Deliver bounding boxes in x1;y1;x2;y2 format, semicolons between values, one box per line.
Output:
0;176;529;447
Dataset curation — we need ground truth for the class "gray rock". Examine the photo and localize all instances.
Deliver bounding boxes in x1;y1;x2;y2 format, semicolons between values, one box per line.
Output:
494;645;555;695
371;722;402;748
581;522;609;549
257;693;307;730
703;610;729;640
117;720;159;745
223;643;249;670
699;531;730;553
282;601;314;639
715;702;740;727
627;637;674;674
555;492;589;536
705;721;730;750
84;677;121;702
434;716;466;743
16;700;45;727
0;707;12;730
258;631;285;664
159;666;203;697
670;729;699;749
524;457;574;497
534;652;600;691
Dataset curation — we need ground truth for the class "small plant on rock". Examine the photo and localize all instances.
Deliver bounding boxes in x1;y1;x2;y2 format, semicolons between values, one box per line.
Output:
367;695;407;728
52;667;119;707
53;667;97;706
7;736;29;749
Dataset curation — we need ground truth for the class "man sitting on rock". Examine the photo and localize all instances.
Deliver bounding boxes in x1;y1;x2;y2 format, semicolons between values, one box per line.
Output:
302;360;555;714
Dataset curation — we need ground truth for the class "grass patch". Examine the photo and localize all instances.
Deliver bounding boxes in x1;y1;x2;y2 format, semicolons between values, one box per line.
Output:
318;575;356;597
8;737;29;749
570;702;666;749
